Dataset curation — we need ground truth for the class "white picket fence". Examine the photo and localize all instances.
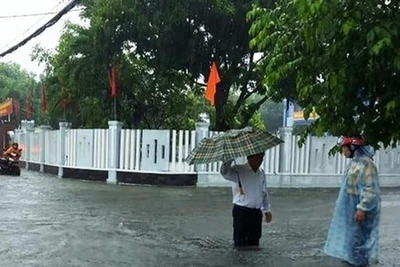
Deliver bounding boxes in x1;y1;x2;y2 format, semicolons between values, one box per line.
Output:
14;126;400;177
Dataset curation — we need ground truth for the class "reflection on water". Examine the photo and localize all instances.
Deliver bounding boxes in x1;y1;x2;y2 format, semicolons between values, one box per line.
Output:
0;171;398;266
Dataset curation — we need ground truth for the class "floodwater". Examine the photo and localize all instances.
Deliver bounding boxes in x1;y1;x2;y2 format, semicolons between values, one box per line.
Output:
0;171;399;267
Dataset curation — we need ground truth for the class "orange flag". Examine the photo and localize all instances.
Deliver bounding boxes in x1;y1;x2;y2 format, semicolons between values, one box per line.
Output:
204;62;221;106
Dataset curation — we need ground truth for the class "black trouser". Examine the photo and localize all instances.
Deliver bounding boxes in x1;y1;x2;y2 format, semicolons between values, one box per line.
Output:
232;204;262;247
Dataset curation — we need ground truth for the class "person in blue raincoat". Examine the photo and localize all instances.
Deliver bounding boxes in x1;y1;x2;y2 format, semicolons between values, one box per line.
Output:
324;135;381;266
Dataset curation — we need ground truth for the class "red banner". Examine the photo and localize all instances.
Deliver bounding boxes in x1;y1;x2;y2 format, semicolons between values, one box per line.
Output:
61;88;68;110
41;82;47;113
26;91;32;119
109;65;117;98
13;99;20;119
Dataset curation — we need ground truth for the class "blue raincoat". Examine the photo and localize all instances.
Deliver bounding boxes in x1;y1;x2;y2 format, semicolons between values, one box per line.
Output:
324;146;381;266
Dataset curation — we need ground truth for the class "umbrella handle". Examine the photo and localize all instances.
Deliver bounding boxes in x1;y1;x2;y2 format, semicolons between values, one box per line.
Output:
233;159;244;195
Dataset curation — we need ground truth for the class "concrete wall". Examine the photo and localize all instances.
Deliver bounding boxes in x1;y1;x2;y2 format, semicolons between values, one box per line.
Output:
20;160;196;186
14;121;400;188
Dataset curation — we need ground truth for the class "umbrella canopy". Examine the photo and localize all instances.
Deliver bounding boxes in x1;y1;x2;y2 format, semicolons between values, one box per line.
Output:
185;127;284;165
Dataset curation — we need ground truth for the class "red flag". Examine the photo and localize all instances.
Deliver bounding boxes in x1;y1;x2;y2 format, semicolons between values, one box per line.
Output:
26;90;32;119
13;99;20;119
204;62;221;106
61;88;68;110
109;65;117;98
41;81;47;113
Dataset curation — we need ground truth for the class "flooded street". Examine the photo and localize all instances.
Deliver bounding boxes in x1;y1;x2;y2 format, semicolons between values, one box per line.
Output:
0;171;399;267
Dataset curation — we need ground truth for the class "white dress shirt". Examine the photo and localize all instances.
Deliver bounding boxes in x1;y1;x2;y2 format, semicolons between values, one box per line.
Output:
220;159;271;213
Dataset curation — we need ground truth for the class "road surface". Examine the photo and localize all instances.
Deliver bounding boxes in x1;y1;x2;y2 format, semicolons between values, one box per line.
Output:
0;171;399;267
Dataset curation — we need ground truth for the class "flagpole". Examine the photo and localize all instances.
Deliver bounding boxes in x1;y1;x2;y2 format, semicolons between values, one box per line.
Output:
113;97;117;121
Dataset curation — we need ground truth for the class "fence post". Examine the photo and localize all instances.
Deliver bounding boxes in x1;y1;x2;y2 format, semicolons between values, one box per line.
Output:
279;127;293;173
107;120;122;184
39;125;52;172
194;113;210;187
14;129;22;146
21;120;35;170
57;122;69;177
194;113;210;172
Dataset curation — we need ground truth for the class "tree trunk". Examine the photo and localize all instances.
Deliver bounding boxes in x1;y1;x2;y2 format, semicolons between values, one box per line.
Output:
214;80;231;131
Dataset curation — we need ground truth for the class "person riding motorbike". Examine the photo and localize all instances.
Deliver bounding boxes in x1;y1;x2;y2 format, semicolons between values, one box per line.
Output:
3;142;22;161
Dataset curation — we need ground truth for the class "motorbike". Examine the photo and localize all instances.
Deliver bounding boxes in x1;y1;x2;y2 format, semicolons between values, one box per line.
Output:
0;150;22;176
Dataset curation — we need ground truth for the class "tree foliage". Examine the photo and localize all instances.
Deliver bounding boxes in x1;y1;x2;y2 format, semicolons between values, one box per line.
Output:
77;0;273;130
249;0;400;148
0;62;35;101
259;100;283;132
31;0;271;130
0;62;40;122
32;24;206;129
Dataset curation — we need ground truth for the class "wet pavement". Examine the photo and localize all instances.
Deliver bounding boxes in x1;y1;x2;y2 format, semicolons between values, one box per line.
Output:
0;170;399;267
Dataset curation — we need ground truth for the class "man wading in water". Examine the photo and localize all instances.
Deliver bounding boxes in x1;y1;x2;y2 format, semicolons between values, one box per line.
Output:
220;153;272;250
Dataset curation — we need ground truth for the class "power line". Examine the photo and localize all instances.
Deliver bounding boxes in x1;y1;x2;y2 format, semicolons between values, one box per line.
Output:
0;8;83;19
0;0;68;51
0;0;81;58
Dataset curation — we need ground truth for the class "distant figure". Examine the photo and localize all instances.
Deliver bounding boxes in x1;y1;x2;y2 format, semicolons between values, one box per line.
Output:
324;135;381;266
220;153;272;250
3;142;22;160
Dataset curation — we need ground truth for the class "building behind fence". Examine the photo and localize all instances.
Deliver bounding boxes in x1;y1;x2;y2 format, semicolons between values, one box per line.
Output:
13;120;400;188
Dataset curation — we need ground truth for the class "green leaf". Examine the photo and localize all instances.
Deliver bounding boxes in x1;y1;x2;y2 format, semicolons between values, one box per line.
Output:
370;37;392;55
328;73;337;89
366;29;375;43
386;100;396;112
342;19;354;36
395;56;400;70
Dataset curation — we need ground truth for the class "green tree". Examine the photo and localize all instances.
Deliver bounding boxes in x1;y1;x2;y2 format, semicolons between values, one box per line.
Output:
0;62;35;100
31;24;110;128
259;100;283;132
249;0;400;148
79;0;273;131
0;62;39;122
32;23;210;130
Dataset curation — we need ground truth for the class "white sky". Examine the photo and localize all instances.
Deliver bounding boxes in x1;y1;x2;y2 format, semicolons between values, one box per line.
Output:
0;0;83;76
